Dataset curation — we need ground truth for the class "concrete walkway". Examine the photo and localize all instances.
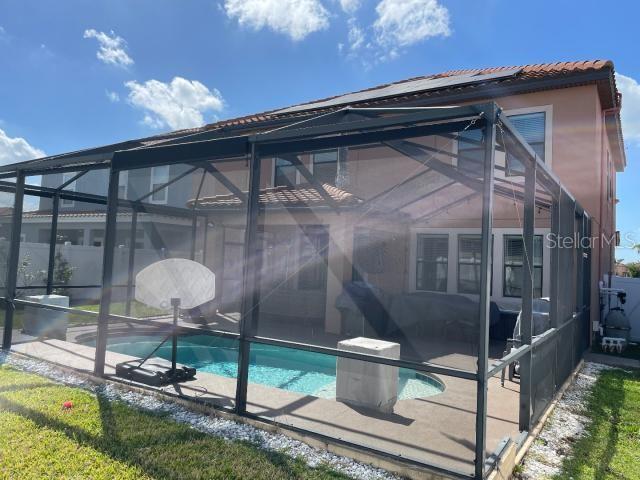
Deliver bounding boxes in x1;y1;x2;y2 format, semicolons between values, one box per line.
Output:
584;351;640;369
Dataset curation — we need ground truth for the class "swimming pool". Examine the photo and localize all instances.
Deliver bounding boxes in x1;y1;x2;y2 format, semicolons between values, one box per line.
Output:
97;334;445;400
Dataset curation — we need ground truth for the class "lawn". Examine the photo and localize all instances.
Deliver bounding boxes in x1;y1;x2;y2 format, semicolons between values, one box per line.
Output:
9;300;167;331
0;365;349;480
556;368;640;479
78;301;167;318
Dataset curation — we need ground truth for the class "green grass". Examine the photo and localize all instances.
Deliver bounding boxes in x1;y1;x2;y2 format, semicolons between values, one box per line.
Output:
555;368;640;479
0;365;350;480
78;301;167;318
9;300;167;331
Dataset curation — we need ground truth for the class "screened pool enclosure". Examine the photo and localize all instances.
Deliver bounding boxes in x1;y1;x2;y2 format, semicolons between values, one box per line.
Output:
0;103;591;479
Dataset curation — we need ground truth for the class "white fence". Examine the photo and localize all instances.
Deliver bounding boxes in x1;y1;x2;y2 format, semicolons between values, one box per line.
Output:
4;241;188;303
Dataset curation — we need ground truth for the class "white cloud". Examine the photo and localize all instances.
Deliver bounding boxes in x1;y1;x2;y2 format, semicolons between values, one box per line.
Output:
106;90;120;103
347;18;365;52
0;128;45;166
338;0;362;14
83;29;134;67
224;0;330;41
125;77;225;130
374;0;450;53
617;73;640;145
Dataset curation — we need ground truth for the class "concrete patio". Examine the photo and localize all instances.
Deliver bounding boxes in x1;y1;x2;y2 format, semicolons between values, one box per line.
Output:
6;324;520;476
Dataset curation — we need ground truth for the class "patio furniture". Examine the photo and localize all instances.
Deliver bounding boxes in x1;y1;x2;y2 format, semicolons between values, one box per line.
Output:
501;298;550;386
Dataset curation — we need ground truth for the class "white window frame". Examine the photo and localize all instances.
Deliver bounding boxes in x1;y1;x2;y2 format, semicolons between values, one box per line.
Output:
271;157;306;187
503;105;553;168
408;227;551;309
149;165;170;204
61;172;76;207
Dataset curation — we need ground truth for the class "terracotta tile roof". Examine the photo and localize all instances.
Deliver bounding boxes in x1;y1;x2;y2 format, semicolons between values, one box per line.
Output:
10;60;620;170
183;60;617;135
191;183;362;209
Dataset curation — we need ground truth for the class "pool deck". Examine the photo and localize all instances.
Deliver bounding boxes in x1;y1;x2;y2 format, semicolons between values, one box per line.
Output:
6;329;520;476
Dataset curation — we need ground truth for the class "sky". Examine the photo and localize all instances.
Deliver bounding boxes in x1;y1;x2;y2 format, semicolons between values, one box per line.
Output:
0;0;639;261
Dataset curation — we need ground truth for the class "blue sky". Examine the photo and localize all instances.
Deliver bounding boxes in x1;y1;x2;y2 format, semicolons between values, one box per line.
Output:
0;0;639;261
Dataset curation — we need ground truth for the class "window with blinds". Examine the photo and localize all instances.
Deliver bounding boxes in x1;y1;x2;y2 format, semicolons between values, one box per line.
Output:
503;234;543;297
505;112;546;175
508;112;546;160
458;235;482;294
457;129;484;176
416;234;448;292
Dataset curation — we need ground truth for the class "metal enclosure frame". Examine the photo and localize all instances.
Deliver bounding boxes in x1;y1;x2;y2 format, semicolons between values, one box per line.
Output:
0;102;592;480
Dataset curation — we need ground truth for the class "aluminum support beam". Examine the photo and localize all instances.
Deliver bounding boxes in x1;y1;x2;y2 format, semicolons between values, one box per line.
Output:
94;168;120;376
1;173;25;351
235;145;261;412
474;104;496;480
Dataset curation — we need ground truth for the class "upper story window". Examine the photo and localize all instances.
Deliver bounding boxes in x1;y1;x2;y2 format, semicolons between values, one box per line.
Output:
508;112;546;162
273;158;297;188
61;172;76;207
118;170;128;199
416;234;448;292
458;109;549;177
312;150;338;185
457;129;484;177
150;165;170;204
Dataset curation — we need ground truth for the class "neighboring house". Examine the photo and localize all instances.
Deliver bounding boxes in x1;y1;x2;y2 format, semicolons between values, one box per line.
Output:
20;60;626;330
615;262;630;277
31;165;194;251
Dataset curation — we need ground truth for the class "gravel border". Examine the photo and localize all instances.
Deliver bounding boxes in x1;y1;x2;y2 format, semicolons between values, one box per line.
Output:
0;352;399;480
516;362;614;479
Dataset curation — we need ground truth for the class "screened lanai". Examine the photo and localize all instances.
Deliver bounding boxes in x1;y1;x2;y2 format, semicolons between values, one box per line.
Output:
0;103;591;480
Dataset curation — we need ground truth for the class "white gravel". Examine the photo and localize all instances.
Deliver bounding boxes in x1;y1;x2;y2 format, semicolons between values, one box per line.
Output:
517;362;614;479
0;352;400;480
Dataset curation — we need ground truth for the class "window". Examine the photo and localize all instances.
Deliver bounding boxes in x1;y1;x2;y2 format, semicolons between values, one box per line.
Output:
458;235;482;294
503;235;543;297
118;170;128;199
260;226;328;291
150;165;170;204
505;112;546;175
312;150;338;185
61;172;76;207
508;112;546;161
457;129;484;176
416;234;448;292
273;158;297;187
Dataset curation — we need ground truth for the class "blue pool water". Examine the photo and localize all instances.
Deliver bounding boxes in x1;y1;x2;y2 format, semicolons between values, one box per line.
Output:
100;335;444;399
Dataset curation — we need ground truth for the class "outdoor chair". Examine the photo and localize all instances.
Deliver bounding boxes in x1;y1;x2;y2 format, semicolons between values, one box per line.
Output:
501;298;550;386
